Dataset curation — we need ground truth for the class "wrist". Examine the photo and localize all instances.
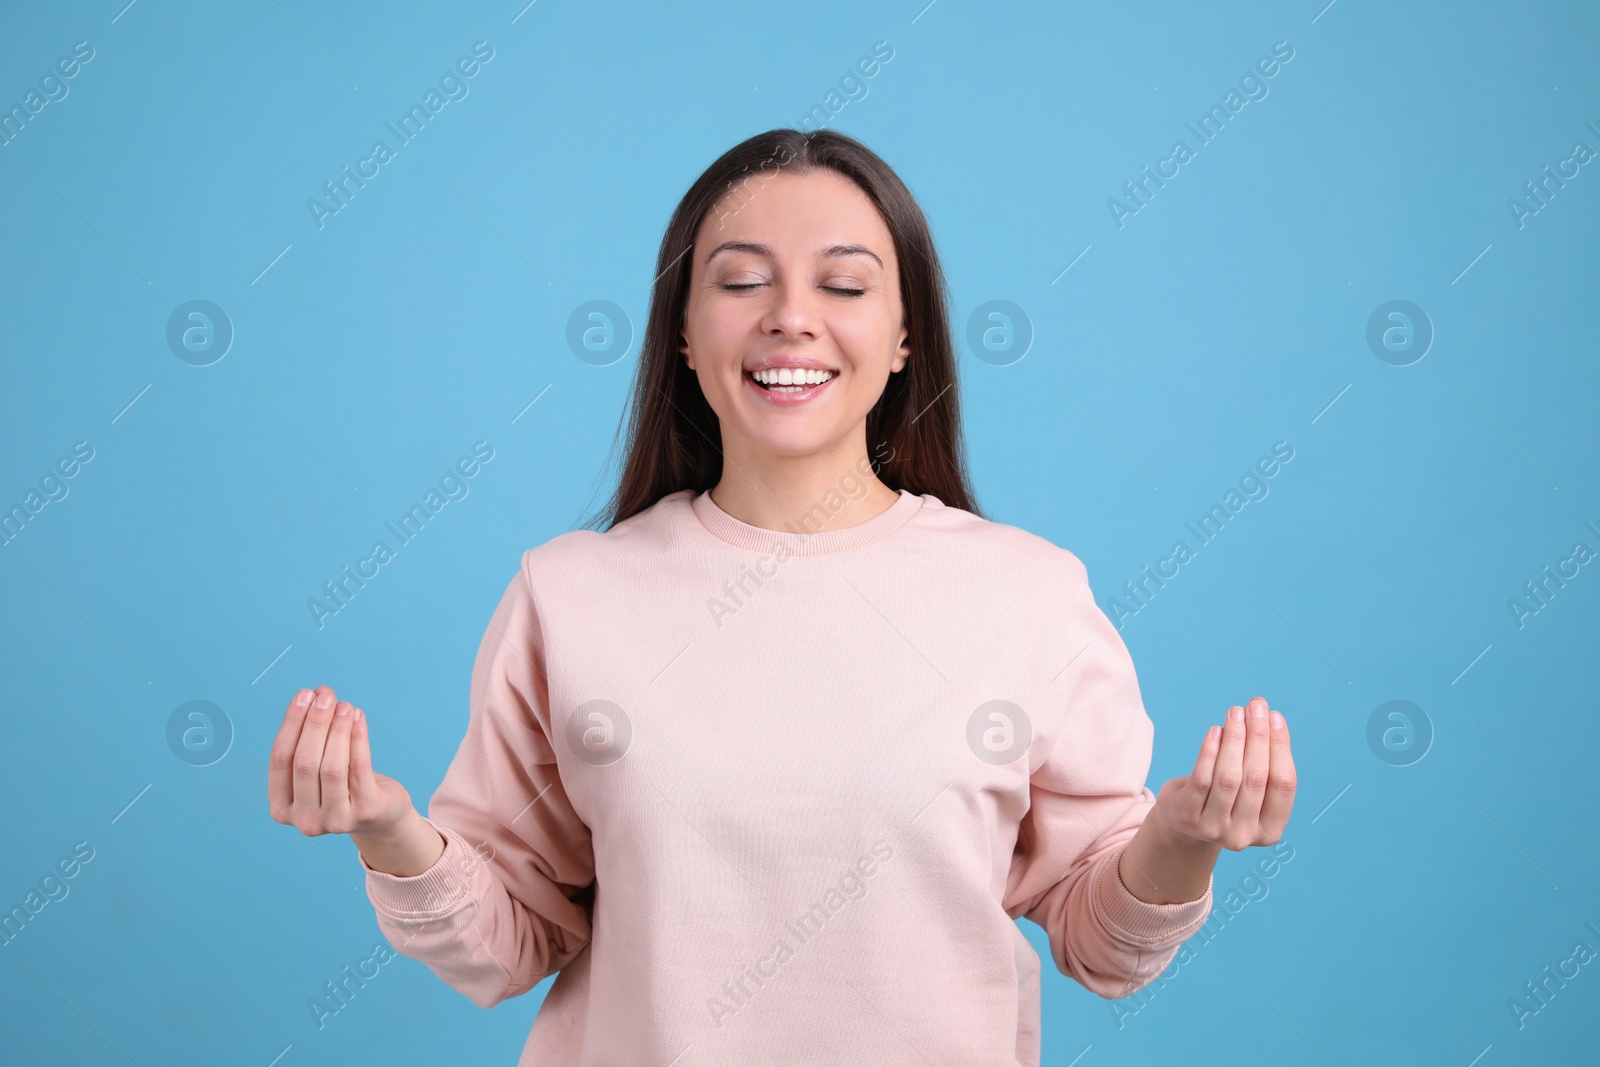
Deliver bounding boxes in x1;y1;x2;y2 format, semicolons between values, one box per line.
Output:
352;805;420;848
1116;807;1221;907
353;808;444;877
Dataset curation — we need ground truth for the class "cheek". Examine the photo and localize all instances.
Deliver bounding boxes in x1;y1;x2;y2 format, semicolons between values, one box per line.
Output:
690;303;755;358
707;315;749;353
830;314;895;371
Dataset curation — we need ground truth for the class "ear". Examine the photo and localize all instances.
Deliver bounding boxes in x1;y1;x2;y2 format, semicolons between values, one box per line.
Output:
890;326;911;374
679;318;694;370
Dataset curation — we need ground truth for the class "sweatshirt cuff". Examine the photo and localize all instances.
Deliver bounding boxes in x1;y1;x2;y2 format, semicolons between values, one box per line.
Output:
1091;844;1213;945
361;818;479;917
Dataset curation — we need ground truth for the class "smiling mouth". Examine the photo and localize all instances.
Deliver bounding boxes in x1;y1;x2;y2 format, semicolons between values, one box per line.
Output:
746;368;836;393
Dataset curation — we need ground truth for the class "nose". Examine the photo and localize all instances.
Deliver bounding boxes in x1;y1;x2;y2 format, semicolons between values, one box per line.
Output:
760;277;821;340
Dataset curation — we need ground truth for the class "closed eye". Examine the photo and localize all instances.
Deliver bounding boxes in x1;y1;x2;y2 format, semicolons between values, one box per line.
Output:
721;283;866;297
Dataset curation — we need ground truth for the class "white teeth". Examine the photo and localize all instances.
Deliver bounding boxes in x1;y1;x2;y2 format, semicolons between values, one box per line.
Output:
752;367;834;388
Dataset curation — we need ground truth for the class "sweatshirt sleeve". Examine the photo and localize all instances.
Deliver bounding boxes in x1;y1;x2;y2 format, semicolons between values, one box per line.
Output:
1001;554;1213;1000
359;549;595;1009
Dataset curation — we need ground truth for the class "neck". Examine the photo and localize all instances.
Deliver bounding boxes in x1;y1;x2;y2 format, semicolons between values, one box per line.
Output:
709;434;898;533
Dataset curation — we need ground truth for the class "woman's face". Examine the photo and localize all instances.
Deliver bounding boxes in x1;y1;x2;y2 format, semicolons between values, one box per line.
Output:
679;168;910;462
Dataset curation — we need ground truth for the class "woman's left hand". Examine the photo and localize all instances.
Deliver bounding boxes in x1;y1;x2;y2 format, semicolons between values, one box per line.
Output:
1150;695;1296;851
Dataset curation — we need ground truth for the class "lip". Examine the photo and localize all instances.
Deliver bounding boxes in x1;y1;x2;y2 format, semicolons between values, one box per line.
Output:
743;366;837;406
742;354;839;374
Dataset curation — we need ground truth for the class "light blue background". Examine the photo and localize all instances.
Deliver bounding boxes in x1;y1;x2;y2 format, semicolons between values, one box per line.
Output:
2;1;1596;1064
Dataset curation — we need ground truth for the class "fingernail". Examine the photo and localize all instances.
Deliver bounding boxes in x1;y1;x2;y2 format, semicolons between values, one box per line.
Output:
335;702;350;717
354;708;364;722
1248;701;1265;720
1271;711;1285;730
314;692;333;710
1229;706;1244;723
295;689;312;708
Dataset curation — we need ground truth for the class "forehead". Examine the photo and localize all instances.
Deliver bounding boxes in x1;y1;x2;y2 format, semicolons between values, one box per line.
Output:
696;169;895;270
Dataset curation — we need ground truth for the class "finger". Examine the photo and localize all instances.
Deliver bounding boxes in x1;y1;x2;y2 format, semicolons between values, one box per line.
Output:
268;688;314;823
320;701;356;831
294;687;338;827
1231;696;1274;827
1190;723;1222;782
348;705;378;809
1257;710;1297;838
1181;722;1223;812
1201;705;1248;826
1163;722;1222;829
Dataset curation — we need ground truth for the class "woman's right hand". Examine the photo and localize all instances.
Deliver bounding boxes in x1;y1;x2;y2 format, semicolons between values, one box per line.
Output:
268;685;416;841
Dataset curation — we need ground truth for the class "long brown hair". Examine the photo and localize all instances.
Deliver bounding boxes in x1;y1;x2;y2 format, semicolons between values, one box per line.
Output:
582;127;983;531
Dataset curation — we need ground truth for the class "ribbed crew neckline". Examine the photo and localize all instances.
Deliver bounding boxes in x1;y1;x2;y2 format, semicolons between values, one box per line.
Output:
689;487;927;556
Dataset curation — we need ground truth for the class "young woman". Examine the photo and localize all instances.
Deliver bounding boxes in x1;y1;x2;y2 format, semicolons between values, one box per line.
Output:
268;128;1296;1065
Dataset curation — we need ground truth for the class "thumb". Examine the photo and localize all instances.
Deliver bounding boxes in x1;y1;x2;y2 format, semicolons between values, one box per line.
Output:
1154;775;1196;817
348;706;380;805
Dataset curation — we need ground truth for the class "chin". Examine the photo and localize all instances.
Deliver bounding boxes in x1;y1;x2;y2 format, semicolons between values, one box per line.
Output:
742;426;840;457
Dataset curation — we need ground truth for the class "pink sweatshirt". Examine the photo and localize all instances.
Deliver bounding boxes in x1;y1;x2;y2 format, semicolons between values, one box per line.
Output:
360;487;1213;1065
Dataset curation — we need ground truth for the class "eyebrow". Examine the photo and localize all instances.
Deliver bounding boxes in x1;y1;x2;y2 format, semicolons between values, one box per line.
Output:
703;240;884;270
